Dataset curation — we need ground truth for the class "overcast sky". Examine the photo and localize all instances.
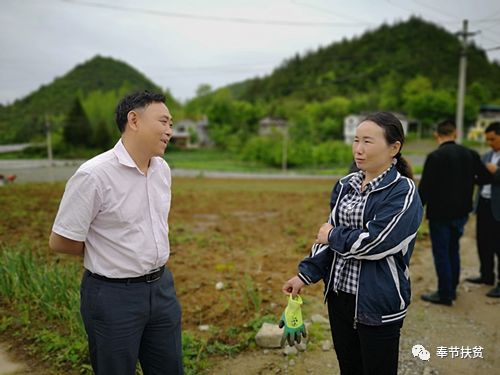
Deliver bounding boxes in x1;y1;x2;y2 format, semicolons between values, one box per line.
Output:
1;0;500;104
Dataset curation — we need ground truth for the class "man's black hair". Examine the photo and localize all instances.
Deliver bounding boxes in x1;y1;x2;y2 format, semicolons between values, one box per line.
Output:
435;119;456;136
115;91;165;133
485;121;500;135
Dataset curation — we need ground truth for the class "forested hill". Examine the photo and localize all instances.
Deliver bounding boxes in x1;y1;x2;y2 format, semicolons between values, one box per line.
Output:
0;56;169;143
226;17;500;102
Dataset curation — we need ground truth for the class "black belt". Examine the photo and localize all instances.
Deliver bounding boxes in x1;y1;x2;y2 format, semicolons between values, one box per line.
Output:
89;265;165;283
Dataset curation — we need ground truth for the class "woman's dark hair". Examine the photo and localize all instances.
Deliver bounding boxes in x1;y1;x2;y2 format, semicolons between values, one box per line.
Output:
115;91;166;133
362;111;413;179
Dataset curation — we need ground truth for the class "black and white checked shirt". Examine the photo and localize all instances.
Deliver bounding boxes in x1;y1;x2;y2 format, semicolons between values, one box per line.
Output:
332;162;395;294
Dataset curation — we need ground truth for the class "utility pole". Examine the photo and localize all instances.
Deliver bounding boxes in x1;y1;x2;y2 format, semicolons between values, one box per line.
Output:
45;114;53;164
282;124;288;172
455;19;478;143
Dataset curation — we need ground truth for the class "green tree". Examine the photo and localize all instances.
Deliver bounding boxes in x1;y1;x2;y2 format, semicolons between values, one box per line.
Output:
404;89;455;129
293;96;350;141
63;99;92;147
196;84;212;97
81;89;119;148
379;72;404;110
94;120;112;149
402;76;433;103
202;89;263;150
402;76;455;131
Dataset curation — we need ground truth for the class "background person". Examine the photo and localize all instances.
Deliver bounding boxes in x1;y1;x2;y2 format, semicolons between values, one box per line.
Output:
419;120;491;305
282;112;423;375
49;91;183;375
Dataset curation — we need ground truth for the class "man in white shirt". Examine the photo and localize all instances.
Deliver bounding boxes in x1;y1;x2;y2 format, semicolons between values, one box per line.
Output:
466;121;500;298
49;91;183;374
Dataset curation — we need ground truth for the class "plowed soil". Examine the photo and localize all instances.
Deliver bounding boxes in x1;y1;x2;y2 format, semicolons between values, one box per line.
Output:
0;177;497;374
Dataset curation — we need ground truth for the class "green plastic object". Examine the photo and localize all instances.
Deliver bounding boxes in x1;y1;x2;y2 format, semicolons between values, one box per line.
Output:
279;294;307;347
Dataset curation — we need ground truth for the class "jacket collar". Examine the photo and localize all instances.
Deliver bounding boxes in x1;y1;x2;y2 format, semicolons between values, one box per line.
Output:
438;140;456;148
339;164;401;191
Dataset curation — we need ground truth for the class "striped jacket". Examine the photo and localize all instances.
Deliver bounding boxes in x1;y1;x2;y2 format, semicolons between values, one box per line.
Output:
298;166;423;326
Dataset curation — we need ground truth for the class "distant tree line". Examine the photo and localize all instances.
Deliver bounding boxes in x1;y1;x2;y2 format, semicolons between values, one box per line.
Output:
1;18;500;169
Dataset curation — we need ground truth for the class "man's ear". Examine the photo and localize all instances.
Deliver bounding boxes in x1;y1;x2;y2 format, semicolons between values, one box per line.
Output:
126;110;139;131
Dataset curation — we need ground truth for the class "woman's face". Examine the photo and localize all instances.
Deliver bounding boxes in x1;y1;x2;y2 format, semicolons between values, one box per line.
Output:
353;120;400;176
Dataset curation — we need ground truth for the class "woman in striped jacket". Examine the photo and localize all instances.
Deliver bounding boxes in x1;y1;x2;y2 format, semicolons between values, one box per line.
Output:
283;112;423;375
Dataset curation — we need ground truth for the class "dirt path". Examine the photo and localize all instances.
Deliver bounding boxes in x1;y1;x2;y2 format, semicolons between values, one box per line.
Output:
407;220;499;375
209;217;499;375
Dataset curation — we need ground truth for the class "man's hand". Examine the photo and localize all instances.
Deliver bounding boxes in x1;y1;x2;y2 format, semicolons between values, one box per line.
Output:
282;276;305;297
316;223;334;244
486;162;498;174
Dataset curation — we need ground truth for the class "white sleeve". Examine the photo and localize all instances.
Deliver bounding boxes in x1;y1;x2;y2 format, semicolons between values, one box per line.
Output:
52;170;102;241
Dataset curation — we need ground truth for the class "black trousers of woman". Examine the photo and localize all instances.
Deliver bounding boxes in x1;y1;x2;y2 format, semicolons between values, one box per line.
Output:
327;291;402;375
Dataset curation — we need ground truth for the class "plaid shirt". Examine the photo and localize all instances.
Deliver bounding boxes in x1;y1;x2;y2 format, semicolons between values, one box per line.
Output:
333;162;395;294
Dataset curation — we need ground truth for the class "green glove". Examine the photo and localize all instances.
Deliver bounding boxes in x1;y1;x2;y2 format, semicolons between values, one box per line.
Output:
279;294;307;347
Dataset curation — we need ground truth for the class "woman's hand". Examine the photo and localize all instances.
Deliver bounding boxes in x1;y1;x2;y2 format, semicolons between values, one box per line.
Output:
316;223;334;244
282;276;305;297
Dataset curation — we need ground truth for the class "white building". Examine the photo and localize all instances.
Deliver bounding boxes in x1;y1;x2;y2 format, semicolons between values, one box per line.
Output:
467;105;500;142
258;117;288;136
172;118;211;149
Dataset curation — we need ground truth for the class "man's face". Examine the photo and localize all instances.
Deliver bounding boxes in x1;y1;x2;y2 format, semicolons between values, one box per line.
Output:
485;131;500;152
135;102;173;157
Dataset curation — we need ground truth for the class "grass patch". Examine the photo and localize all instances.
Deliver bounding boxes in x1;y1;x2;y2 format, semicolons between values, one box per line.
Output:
164;148;353;175
0;245;278;374
241;274;262;313
0;245;89;373
165;149;270;172
305;322;330;350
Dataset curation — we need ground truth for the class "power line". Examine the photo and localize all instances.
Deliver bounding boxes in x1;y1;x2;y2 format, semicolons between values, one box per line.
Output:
411;0;457;20
290;0;372;24
62;0;369;27
477;32;500;46
59;0;500;61
474;8;500;22
471;18;500;23
384;0;420;16
478;21;500;34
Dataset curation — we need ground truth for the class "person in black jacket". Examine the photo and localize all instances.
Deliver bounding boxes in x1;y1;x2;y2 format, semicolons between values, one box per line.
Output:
419;120;491;305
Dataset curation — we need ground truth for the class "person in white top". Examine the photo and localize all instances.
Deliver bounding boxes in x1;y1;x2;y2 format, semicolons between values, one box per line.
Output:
466;121;500;298
49;91;183;374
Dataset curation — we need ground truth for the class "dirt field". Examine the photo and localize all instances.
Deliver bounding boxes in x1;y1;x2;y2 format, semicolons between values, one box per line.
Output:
206;214;499;375
0;177;498;374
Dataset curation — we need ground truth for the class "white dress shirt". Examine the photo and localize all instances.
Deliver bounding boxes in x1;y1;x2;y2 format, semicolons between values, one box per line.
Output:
52;139;172;277
481;151;500;199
